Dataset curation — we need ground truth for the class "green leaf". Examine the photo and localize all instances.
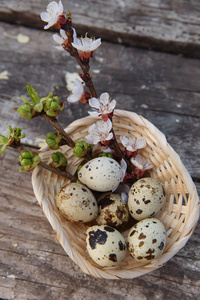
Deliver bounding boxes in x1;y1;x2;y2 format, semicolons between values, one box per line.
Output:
26;84;40;104
45;110;59;117
19;165;31;172
21;96;31;104
0;135;9;145
0;144;7;154
33;102;43;113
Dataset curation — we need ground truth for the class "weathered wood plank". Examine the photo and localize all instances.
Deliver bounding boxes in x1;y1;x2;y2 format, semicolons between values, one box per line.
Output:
0;148;199;300
1;0;200;57
0;22;200;179
0;21;199;299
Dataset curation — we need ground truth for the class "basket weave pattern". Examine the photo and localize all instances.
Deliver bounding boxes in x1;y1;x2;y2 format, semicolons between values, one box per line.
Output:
32;110;199;279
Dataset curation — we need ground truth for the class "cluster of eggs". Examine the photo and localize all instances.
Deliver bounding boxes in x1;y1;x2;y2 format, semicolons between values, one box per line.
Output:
56;156;167;267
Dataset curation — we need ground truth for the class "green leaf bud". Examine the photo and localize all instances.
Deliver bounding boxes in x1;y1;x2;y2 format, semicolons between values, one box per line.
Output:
19;150;41;172
46;132;63;150
33;102;43;113
50;152;67;168
20;149;33;159
17;104;36;119
20;158;32;166
73;140;93;157
13;127;25;141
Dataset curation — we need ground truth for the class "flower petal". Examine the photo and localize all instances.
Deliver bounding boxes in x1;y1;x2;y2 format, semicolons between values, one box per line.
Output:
52;33;64;44
120;135;129;147
58;0;64;14
60;29;67;40
135;136;146;149
99;92;109;105
89;97;100;109
105;132;113;141
90;38;101;51
40;12;50;22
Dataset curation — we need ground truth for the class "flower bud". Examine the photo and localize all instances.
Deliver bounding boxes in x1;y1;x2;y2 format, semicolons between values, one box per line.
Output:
13;127;25;141
43;96;64;117
19;150;41;172
50;152;67;168
73;140;92;157
20;149;33;159
46;132;63;150
17;104;36;119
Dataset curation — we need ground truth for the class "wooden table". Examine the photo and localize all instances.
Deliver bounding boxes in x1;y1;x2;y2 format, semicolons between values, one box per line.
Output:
0;1;199;299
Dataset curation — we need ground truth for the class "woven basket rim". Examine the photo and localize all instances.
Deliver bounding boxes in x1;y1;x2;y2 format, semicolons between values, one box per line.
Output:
32;109;200;279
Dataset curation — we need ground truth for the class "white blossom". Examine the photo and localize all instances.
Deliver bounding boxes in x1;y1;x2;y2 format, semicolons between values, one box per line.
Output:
40;0;64;30
85;119;113;145
120;135;146;152
100;146;114;153
120;159;127;182
131;154;153;171
114;184;130;204
88;93;116;120
52;29;68;50
72;29;101;58
67;79;84;103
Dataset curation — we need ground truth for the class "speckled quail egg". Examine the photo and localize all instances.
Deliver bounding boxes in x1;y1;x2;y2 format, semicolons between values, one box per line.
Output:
128;177;166;220
86;225;127;267
78;157;122;192
127;218;167;262
56;183;98;222
96;192;129;228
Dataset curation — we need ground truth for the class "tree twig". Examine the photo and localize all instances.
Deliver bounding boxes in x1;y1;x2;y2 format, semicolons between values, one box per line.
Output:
41;113;75;148
39;161;77;181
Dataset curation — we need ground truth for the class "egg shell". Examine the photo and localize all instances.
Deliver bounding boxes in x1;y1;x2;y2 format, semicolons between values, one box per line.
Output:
78;157;122;192
86;225;127;267
96;192;129;228
127;218;167;262
128;177;166;220
55;183;98;222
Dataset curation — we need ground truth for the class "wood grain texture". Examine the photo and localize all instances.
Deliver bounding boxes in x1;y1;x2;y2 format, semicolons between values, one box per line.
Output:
0;4;200;299
0;22;200;178
1;0;200;57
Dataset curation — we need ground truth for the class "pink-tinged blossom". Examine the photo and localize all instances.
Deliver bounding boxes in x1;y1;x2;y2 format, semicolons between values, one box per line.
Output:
131;154;153;177
72;29;101;59
85;119;113;145
52;29;69;50
115;184;130;205
120;135;146;156
88;93;116;121
120;159;127;182
40;1;64;30
67;79;89;104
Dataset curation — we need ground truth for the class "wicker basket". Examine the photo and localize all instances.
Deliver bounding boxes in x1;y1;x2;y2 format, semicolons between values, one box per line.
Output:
32;110;199;279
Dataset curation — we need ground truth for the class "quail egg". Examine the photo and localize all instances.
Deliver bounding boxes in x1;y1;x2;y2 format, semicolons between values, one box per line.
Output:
86;225;127;267
127;218;167;262
128;177;166;220
78;157;122;192
56;183;98;222
96;192;129;228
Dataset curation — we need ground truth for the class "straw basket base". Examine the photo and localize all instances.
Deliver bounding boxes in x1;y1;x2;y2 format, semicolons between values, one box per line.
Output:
32;110;199;279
